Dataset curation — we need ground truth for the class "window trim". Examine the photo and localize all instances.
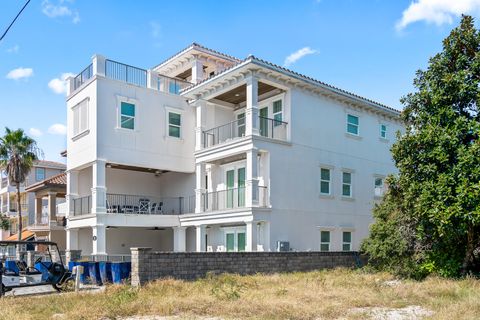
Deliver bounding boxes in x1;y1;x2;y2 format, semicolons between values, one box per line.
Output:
380;123;387;139
320;230;331;252
319;166;333;197
272;99;283;126
342;231;352;252
116;96;138;132
346;113;359;136
165;106;183;139
374;175;386;198
341;170;353;198
71;97;89;139
35;167;46;182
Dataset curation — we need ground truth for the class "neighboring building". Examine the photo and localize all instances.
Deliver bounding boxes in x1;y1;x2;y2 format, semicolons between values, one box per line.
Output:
0;160;66;240
65;43;402;259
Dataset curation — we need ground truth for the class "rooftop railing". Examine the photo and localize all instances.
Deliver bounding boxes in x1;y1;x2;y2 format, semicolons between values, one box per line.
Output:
73;63;93;90
105;59;147;88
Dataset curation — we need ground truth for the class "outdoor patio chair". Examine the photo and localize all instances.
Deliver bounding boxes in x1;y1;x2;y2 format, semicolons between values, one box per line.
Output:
157;201;164;214
106;199;118;213
149;202;157;214
139;198;150;214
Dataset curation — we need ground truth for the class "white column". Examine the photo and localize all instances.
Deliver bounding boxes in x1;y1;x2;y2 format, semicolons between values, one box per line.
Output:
91;160;107;214
195;225;206;252
147;70;158;90
47;192;57;224
195;100;206;151
173;226;187;252
92;225;107;256
245;76;259;136
66;170;79;219
92;54;106;77
246;149;259;207
263;221;271;252
195;163;206;213
66;76;75;95
66;228;79;251
191;57;204;84
245;221;258;252
35;197;43;224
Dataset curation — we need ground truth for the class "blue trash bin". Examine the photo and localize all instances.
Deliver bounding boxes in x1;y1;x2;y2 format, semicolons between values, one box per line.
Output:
88;262;102;285
99;261;112;284
120;262;131;281
111;262;122;284
77;261;90;284
4;261;19;274
34;261;52;282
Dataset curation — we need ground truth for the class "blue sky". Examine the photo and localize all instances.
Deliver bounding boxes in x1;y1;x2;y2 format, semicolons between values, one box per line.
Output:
0;0;478;162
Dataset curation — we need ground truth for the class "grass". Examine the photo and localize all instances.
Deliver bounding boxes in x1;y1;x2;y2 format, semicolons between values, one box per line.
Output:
1;268;480;319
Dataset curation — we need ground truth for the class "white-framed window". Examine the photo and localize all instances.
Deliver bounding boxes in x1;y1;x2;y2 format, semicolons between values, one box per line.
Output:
346;114;359;135
168;112;181;138
320;168;331;195
72;98;89;137
120;101;135;130
273;100;283;126
342;231;352;251
375;177;384;197
342;171;352;197
35;168;45;182
223;227;246;252
380;124;387;139
320;230;330;251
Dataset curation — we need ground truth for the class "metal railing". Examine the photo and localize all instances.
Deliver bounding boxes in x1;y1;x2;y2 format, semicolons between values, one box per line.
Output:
73;63;93;90
201;186;268;212
259;116;288;140
155;74;192;94
72;195;91;216
203;118;246;148
106;194;194;215
105;59;147;87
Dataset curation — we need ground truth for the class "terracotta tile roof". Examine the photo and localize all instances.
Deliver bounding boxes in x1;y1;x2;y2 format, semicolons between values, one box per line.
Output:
181;55;401;115
25;172;66;192
34;160;66;169
152;42;241;71
6;230;34;241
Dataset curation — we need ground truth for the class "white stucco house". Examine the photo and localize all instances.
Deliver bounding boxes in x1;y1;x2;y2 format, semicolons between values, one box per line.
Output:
64;43;402;260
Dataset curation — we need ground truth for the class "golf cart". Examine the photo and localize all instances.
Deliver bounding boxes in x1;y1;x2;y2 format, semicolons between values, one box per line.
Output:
0;240;74;296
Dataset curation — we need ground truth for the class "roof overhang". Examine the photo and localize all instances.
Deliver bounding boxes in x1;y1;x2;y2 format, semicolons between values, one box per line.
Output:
181;56;401;119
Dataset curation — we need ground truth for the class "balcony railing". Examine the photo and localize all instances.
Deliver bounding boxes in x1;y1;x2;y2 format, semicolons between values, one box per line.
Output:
202;116;287;148
201;186;268;212
105;59;147;88
73;63;93;90
6;203;29;213
155;74;192;94
106;194;194;215
72;195;91;216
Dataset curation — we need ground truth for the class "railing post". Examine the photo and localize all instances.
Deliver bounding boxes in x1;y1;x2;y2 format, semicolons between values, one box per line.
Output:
92;54;106;77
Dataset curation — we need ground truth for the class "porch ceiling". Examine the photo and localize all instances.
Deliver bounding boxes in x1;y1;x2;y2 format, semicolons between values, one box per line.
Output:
213;82;278;105
106;163;169;175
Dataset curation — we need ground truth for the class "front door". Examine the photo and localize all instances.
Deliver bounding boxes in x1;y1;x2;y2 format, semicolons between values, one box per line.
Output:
225;230;246;252
238;167;245;207
225;167;246;209
259;107;268;137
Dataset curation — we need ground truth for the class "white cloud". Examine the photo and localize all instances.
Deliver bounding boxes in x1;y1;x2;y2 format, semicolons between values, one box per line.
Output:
29;128;43;137
48;72;74;95
48;124;67;135
6;45;19;53
396;0;480;31
284;47;318;67
6;67;33;80
41;0;80;24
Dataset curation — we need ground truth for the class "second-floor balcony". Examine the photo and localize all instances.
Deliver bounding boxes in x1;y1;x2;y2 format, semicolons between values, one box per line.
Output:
202;116;288;149
72;193;195;217
71;56;193;96
201;186;268;212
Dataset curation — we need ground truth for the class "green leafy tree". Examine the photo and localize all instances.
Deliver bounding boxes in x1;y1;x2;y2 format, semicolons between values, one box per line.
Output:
0;128;40;241
363;15;480;277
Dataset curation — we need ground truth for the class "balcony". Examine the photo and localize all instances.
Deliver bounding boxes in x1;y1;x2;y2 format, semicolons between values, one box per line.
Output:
201;186;268;212
202;116;288;149
71;57;192;95
72;193;195;217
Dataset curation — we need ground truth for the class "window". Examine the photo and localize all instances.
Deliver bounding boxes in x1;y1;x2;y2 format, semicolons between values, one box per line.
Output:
342;232;352;251
320;231;330;251
375;177;384;197
168;112;181;138
273;100;283;126
380;124;387;139
237;113;245;137
72;99;89;136
120;102;135;130
35;168;45;182
346;114;359;135
225;229;246;252
342;172;352;197
320;168;331;195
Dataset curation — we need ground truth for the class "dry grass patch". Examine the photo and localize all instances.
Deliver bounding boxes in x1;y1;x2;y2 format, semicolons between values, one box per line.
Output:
1;268;480;319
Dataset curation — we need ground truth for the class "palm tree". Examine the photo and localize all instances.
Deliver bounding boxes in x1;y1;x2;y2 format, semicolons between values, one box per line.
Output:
0;128;41;241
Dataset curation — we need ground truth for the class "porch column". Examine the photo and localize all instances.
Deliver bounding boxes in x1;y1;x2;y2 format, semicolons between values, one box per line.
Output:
66;228;80;265
195;225;206;252
91;160;107;214
66;170;79;218
47;192;57;224
246;149;259;207
173;226;187;252
263;221;271;252
191;56;204;84
245;75;259;136
92;225;107;256
195;162;206;213
35;197;43;224
245;221;258;252
194;100;206;151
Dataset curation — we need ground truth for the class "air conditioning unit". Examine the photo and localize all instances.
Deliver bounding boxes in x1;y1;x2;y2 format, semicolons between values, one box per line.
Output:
276;241;290;252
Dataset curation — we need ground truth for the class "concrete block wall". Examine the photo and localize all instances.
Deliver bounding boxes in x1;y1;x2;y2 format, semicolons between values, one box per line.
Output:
131;247;364;286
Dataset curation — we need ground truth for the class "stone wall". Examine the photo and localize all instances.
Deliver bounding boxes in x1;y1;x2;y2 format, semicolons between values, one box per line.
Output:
131;247;365;286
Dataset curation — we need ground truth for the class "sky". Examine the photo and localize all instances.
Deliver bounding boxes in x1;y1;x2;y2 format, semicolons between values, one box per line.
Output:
1;0;479;162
